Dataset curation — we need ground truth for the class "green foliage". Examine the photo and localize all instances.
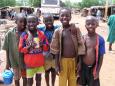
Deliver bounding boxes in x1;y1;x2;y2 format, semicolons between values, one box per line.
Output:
29;0;41;7
64;0;72;8
72;3;79;8
113;0;115;4
63;0;106;9
77;0;106;9
16;0;30;6
0;0;16;7
63;1;78;8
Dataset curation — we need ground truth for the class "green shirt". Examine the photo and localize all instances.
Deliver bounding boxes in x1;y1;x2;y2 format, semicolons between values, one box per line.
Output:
2;27;25;69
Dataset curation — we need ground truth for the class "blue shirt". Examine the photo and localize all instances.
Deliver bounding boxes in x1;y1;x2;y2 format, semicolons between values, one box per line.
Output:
37;24;60;43
99;35;105;56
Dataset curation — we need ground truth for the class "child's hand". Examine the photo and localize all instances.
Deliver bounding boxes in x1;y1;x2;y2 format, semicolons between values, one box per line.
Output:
26;40;35;48
46;53;54;59
55;64;60;75
94;72;99;80
39;41;43;47
26;42;35;51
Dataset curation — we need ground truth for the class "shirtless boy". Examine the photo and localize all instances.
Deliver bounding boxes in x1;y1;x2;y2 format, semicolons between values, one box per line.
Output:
78;16;105;86
50;8;85;86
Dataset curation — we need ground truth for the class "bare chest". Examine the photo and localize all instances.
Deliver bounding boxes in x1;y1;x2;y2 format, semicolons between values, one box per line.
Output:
85;37;96;49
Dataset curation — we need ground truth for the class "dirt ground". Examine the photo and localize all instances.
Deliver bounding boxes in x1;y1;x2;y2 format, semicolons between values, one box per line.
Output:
0;14;115;86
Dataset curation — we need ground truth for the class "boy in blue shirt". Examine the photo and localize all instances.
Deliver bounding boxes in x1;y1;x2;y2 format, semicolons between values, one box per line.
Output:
38;13;59;86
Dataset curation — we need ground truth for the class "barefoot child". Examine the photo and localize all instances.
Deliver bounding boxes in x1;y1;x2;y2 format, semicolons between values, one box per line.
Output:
50;8;85;86
2;13;27;86
38;13;59;86
19;14;48;86
78;16;105;86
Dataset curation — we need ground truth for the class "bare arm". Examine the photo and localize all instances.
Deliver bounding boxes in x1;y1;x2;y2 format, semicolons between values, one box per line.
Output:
97;55;104;74
55;54;60;74
94;55;104;80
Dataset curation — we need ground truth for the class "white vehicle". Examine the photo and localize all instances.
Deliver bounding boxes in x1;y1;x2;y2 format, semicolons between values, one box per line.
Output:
40;0;60;18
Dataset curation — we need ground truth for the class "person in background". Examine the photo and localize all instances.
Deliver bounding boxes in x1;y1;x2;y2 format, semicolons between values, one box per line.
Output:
107;10;115;51
34;8;43;24
96;9;101;21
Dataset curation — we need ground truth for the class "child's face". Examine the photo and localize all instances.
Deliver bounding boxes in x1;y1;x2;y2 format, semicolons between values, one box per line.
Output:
17;17;26;31
43;16;54;29
27;16;38;31
59;9;71;26
85;19;98;34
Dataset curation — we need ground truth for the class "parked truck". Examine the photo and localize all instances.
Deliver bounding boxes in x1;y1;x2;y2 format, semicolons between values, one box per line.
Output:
40;0;61;18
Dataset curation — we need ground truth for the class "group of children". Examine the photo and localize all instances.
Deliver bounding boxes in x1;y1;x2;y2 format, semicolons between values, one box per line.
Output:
2;8;105;86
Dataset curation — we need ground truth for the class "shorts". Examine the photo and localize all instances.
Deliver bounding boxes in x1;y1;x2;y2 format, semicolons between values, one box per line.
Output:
27;66;44;78
13;68;26;80
45;59;55;70
78;62;100;86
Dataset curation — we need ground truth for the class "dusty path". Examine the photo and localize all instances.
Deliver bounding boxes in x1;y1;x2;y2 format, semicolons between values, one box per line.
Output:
0;14;115;86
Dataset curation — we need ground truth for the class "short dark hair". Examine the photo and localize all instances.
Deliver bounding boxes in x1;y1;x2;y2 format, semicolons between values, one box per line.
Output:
27;14;38;22
59;8;71;14
15;13;26;23
86;16;99;25
43;13;53;19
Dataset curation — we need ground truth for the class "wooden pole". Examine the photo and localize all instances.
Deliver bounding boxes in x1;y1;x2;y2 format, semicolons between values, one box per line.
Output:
104;0;109;21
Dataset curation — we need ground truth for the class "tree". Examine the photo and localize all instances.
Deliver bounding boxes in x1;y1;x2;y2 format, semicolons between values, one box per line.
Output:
112;0;115;4
78;0;105;9
28;0;41;7
64;0;72;8
0;0;16;7
16;0;30;6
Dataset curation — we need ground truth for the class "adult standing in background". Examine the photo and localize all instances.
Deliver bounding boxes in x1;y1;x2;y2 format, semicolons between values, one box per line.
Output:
96;9;101;20
107;10;115;51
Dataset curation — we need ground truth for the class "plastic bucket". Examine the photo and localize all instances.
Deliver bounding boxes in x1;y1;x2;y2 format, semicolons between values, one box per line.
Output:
2;69;14;85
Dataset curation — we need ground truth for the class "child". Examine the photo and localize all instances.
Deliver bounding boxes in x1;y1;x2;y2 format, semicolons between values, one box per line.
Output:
38;13;59;86
2;13;27;86
78;16;105;86
50;8;85;86
18;14;48;86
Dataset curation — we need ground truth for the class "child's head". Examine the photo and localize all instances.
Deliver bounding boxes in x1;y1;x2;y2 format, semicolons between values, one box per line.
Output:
85;16;99;34
15;13;26;31
27;14;38;31
43;13;54;29
59;8;71;27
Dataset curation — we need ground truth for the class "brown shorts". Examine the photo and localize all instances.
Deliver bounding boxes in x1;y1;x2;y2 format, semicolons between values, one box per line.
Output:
13;68;26;80
45;59;55;71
